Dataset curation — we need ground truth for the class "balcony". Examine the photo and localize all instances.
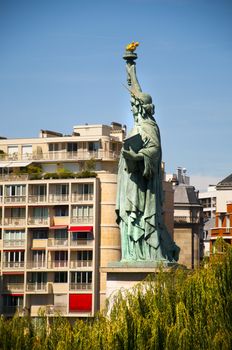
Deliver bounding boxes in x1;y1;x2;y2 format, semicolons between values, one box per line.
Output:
70;260;93;268
2;261;25;269
28;195;47;204
174;216;200;224
47;238;68;247
4;196;26;204
48;194;69;203
3;239;25;248
0;174;29;181
4;217;26;226
47;260;68;269
70;216;93;224
2;305;23;315
31;239;47;249
51;216;69;226
70;239;93;247
27;261;47;269
2;283;24;293
30;304;67;317
28;217;49;226
71;193;93;202
26;282;48;292
69;283;92;291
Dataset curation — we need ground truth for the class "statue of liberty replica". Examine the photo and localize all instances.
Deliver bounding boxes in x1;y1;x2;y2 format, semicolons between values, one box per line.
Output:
116;42;180;263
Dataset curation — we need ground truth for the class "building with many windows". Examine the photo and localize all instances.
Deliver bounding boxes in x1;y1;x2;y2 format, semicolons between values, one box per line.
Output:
211;174;232;250
0;122;174;319
0;123;126;319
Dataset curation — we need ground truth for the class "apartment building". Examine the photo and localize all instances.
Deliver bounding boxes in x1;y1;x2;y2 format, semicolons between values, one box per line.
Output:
0;123;125;319
211;174;232;250
166;167;203;268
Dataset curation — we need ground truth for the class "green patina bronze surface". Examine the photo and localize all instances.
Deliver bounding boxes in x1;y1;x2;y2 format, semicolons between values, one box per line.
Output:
115;44;180;263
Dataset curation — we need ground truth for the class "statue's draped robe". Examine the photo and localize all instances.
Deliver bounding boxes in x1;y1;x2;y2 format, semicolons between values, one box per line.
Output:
116;117;176;261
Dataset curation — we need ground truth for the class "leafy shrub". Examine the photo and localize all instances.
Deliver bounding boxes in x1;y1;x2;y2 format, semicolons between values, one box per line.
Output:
0;239;231;349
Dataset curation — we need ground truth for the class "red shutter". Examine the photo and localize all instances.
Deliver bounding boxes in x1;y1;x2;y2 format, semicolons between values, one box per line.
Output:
69;294;92;312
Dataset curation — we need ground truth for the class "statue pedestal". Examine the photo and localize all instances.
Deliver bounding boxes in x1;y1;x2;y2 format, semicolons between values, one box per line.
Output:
101;261;177;302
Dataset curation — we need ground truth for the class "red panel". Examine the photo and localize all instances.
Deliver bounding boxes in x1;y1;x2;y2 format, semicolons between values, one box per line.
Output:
4;294;23;296
69;226;93;232
69;294;92;312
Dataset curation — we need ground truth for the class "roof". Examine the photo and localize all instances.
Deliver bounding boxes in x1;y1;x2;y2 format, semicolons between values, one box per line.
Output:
217;173;232;187
174;184;200;205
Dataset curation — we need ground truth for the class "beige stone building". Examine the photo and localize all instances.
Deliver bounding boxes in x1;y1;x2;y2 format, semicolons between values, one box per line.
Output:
0;122;174;318
167;167;203;268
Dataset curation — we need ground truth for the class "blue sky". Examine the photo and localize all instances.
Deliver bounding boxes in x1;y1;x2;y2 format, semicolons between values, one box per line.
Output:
0;0;231;189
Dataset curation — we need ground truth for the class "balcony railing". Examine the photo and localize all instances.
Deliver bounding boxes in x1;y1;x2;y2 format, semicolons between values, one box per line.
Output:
2;261;25;269
27;261;47;269
71;216;93;224
70;239;93;246
0;150;119;162
71;194;94;202
48;194;69;203
28;195;47;203
0;174;29;181
47;260;68;268
4;217;26;226
70;260;92;268
4;196;26;204
28;217;49;225
26;282;47;292
2;305;23;315
69;283;92;291
174;216;200;224
3;239;25;247
47;238;68;247
3;283;24;292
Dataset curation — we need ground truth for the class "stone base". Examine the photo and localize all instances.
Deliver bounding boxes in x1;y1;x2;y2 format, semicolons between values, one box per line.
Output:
101;261;178;302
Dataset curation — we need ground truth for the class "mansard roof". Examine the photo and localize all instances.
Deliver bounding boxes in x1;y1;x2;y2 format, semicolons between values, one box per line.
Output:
217;173;232;188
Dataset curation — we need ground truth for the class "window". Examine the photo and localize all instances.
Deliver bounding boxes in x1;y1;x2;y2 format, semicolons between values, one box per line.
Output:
55;251;67;260
32;229;48;239
29;272;47;284
72;205;93;219
32;207;48;218
31;185;46;196
4;230;25;241
67;143;78;152
55;184;69;195
4;251;24;263
72;231;93;241
5;185;26;197
32;250;46;264
54;272;67;283
77;250;92;261
54;206;68;216
77;183;93;200
88;142;99;152
54;229;67;240
10;208;25;218
8;146;18;159
48;143;59;152
22;145;32;159
71;271;92;284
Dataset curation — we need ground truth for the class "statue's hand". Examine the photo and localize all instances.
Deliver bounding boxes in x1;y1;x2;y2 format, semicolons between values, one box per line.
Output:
122;148;143;161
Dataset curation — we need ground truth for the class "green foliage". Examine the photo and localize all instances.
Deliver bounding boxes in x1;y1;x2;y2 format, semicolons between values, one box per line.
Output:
0;240;232;349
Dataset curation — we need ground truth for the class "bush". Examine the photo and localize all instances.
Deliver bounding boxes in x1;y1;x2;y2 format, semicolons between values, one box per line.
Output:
1;240;231;349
